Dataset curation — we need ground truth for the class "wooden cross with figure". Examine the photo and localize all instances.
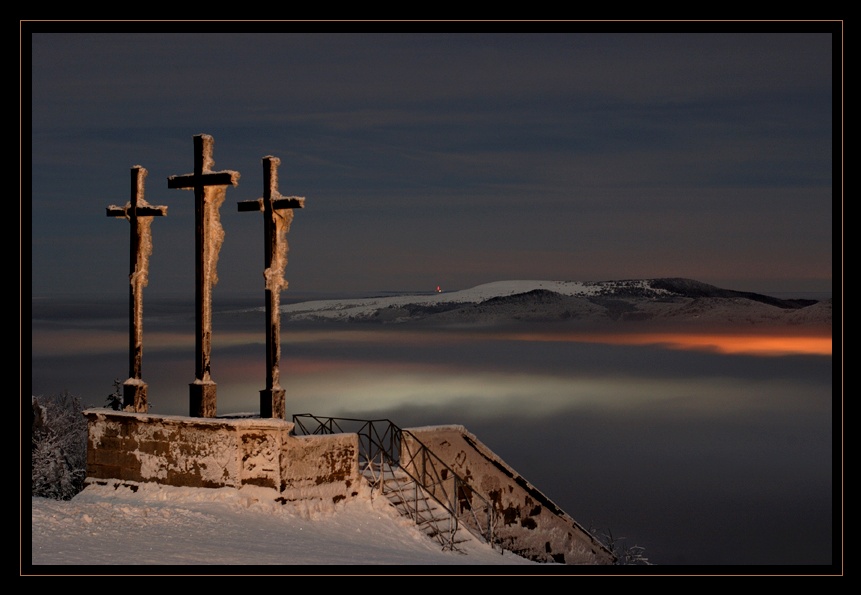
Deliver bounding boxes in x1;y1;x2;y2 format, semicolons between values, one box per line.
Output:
106;165;168;413
238;156;305;419
168;134;240;418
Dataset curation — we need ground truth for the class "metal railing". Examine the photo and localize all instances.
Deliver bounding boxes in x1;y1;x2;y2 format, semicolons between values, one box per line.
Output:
292;414;498;552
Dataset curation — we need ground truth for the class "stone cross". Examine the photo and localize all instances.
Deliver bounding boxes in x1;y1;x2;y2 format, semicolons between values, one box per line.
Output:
238;156;305;419
167;134;239;418
106;165;167;413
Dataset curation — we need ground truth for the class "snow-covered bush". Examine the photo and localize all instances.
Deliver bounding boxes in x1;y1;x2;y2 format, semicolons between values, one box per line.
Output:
592;526;652;565
31;391;88;500
105;378;123;411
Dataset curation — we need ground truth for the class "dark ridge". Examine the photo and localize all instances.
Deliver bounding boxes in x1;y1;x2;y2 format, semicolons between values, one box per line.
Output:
478;289;565;306
649;278;818;309
586;297;638;320
402;302;464;316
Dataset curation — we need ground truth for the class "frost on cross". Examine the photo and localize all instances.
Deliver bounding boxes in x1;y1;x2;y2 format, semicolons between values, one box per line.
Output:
168;134;239;418
105;165;167;413
238;155;305;419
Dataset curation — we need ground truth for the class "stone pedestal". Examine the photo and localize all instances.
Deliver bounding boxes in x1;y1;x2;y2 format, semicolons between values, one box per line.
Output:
122;381;148;413
190;382;218;418
260;388;286;420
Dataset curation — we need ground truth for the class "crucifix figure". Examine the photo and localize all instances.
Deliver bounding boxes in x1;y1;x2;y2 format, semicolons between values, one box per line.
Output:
238;156;305;419
168;134;239;418
106;165;168;413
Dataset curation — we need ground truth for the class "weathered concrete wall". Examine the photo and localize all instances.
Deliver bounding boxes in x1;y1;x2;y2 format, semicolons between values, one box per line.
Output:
83;409;361;506
278;432;360;505
403;424;615;565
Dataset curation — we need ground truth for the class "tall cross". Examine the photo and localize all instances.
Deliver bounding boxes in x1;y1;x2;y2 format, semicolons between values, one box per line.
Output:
238;156;305;419
106;165;167;413
167;134;239;418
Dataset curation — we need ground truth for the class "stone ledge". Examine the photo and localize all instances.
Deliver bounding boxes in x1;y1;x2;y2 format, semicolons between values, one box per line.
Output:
83;409;360;504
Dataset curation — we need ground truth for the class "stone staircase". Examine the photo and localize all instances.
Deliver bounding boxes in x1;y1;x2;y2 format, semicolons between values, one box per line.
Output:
291;415;498;554
363;463;471;551
291;414;616;564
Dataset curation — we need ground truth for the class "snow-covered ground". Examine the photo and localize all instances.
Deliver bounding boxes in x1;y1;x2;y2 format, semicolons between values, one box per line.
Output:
276;280;602;321
29;481;543;567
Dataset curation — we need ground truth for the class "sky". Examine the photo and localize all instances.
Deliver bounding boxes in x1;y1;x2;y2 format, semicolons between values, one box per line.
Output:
29;481;547;571
24;22;839;303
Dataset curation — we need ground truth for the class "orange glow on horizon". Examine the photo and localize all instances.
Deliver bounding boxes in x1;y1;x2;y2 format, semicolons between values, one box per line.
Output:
32;326;832;359
500;331;832;356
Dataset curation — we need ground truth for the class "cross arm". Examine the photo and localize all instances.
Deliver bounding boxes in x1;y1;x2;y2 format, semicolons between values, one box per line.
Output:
168;171;240;189
276;197;305;209
106;205;169;217
237;196;305;212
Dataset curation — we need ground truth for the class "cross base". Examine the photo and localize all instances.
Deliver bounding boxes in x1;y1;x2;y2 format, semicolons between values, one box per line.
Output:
260;388;286;420
122;381;148;413
190;382;218;418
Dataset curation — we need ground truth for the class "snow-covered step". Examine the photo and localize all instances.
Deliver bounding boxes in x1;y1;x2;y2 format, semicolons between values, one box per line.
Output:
363;462;470;551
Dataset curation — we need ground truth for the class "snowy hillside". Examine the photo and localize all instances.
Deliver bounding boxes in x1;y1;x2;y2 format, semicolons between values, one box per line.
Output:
266;279;831;327
31;481;542;567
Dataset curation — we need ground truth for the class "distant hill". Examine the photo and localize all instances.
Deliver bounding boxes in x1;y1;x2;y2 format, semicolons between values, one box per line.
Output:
275;278;832;328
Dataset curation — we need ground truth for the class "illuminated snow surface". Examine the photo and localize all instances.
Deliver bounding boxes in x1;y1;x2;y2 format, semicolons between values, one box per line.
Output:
30;482;542;567
279;280;652;322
